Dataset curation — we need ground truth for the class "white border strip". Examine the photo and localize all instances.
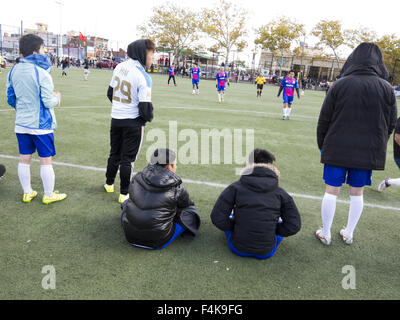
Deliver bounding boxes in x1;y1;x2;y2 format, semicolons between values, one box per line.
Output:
1;154;399;212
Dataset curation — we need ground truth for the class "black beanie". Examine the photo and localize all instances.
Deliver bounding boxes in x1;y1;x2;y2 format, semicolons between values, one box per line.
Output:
127;39;147;67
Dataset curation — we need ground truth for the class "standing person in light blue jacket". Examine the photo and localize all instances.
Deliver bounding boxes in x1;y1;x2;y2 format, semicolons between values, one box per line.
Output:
6;34;67;204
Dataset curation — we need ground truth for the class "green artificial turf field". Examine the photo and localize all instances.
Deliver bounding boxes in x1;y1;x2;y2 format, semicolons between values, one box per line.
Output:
0;67;399;300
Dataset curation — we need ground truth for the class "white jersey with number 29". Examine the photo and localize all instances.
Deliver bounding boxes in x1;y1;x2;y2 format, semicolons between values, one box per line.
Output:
109;58;152;120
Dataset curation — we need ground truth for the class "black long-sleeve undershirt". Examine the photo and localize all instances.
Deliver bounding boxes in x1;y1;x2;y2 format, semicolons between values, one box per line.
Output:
107;86;113;103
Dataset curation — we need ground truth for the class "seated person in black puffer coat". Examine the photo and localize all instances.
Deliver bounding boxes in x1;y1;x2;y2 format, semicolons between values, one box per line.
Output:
121;148;200;250
211;148;301;260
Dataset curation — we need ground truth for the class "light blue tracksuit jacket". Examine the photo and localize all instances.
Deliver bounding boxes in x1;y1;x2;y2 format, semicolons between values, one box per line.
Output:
6;54;59;130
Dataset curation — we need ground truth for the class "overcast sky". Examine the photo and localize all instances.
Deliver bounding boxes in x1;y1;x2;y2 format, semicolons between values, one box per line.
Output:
0;0;398;64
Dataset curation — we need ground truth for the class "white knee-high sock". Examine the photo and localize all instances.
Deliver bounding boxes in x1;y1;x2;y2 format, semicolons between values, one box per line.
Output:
287;107;292;116
283;108;287;116
18;163;32;194
388;178;400;186
40;165;55;197
321;193;337;239
344;195;364;238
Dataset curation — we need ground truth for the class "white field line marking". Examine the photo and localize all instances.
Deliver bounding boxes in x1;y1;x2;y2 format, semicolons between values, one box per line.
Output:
0;154;106;172
1;153;399;212
0;106;110;112
159;106;318;120
1;105;318;120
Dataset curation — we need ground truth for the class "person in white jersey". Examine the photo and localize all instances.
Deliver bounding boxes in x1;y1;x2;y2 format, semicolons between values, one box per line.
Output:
104;39;155;204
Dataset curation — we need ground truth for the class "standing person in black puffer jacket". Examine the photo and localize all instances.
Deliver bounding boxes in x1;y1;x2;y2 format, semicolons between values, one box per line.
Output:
121;148;201;250
211;149;301;260
316;43;397;246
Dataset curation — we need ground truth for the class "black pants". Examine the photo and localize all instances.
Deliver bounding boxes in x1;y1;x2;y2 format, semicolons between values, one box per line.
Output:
168;75;176;84
106;124;144;195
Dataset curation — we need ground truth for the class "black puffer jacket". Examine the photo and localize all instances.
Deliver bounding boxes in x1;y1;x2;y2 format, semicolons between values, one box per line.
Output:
121;164;196;248
210;164;301;256
317;42;397;170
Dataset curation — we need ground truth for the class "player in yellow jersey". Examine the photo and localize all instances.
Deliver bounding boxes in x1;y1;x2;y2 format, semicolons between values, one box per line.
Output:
255;73;266;98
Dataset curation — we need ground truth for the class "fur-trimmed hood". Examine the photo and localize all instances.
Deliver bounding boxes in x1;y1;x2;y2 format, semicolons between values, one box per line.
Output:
240;163;280;178
239;163;280;193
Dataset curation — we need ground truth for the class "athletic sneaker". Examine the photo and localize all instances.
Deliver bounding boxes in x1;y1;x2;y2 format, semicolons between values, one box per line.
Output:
282;116;285;120
174;84;177;87
104;184;114;193
339;228;353;245
118;194;129;204
23;190;38;203
315;229;331;245
197;91;200;95
378;178;390;192
287;116;290;120
42;191;67;205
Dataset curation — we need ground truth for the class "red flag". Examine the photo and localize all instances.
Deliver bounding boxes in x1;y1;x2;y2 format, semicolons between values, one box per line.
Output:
78;32;86;42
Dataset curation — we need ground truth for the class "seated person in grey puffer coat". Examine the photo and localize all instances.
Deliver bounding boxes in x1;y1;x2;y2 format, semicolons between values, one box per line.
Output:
121;148;200;249
211;148;301;260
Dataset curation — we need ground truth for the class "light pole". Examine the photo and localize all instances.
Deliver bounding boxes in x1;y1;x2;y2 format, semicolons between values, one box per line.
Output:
55;0;63;58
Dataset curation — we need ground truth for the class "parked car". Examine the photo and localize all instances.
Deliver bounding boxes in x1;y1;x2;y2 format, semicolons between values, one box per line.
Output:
96;59;118;69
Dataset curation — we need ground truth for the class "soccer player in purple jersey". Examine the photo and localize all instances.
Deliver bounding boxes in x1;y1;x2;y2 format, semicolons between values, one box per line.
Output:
168;63;177;86
191;63;201;95
277;70;300;120
216;66;229;103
